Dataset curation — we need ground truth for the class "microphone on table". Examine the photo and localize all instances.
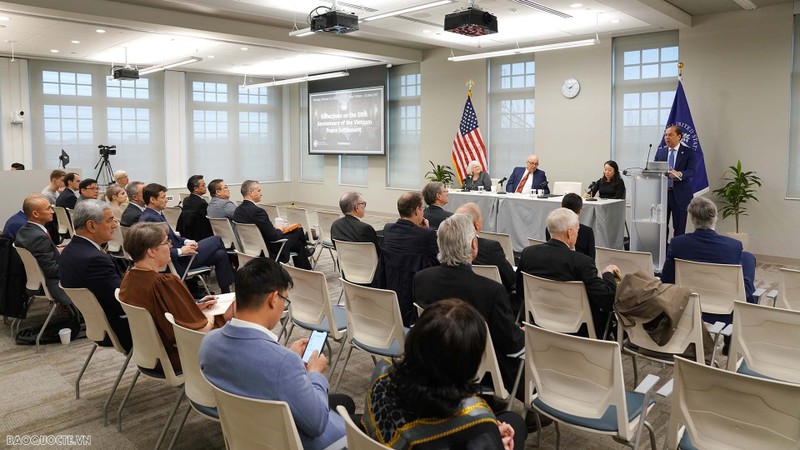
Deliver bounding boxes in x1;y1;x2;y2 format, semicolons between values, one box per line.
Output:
498;176;508;185
497;176;508;194
585;181;598;201
537;181;549;198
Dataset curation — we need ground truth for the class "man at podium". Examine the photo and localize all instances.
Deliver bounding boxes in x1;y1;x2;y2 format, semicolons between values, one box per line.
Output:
655;125;696;237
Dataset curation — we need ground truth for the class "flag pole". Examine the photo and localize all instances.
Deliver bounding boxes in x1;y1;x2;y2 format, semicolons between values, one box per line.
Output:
678;61;683;82
466;79;473;97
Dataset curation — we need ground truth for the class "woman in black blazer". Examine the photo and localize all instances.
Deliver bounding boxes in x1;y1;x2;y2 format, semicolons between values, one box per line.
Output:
586;160;626;199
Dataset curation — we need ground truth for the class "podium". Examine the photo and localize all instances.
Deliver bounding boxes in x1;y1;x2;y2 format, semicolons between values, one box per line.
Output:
626;163;668;272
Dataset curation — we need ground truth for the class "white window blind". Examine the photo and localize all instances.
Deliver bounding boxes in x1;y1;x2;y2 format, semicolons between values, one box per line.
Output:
787;14;800;198
488;55;535;180
299;83;324;182
387;64;421;189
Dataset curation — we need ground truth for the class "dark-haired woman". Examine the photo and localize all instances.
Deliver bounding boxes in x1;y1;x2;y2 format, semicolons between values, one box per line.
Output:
586;160;626;199
363;299;526;450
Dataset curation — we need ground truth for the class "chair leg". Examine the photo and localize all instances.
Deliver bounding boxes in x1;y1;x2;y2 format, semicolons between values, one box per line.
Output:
155;388;185;450
75;345;97;399
333;344;355;392
117;370;140;431
36;303;59;353
506;359;525;412
632;354;639;386
329;338;347;381
555;421;561;450
167;394;192;450
282;323;296;345
645;421;657;450
104;352;132;427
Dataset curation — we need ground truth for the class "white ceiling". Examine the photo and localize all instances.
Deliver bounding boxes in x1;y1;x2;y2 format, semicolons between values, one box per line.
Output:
0;0;789;78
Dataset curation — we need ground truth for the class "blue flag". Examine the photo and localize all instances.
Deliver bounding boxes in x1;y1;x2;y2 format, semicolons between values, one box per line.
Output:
658;81;709;196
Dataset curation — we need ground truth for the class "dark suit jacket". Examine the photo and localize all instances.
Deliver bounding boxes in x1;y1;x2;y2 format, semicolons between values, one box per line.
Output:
121;203;144;227
59;236;132;351
233;200;283;243
3;211;27;240
15;222;60;279
140;208;186;261
330;214;380;255
546;224;596;260
655;143;696;207
516;239;616;336
176;194;213;241
423;205;453;230
474;237;515;295
414;264;523;389
506;167;549;194
56;189;77;209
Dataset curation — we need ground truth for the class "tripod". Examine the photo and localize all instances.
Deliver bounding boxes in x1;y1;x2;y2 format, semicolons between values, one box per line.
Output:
94;155;115;189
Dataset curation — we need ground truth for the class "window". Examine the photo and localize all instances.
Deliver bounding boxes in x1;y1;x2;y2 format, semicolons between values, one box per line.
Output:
387;65;422;189
31;61;165;184
488;56;535;179
788;14;800;198
185;74;285;182
299;83;324;182
613;31;679;174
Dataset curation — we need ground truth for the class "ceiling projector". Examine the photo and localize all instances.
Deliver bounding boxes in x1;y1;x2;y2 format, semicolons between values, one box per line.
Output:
310;10;359;34
112;67;139;80
444;7;498;36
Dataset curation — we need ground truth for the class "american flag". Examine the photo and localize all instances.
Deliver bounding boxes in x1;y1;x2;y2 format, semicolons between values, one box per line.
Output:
452;93;487;186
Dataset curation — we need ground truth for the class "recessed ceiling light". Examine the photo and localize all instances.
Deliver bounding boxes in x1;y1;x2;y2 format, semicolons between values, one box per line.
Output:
95;29;106;33
240;46;248;51
71;40;80;44
50;49;59;53
0;16;10;21
570;3;583;7
208;55;215;58
610;19;621;23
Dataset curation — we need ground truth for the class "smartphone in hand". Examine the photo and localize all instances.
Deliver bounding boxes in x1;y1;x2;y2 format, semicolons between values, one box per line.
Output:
302;330;328;363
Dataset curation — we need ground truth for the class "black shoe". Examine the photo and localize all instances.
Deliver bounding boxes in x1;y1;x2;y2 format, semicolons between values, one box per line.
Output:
525;412;553;432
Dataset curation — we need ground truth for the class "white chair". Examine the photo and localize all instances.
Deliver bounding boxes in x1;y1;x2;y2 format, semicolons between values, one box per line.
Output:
474;322;523;411
552;181;582;195
234;250;259;268
206;379;303;450
14;244;61;353
284;206;316;246
167;253;212;296
60;286;131;427
726;301;800;384
478;231;514;267
778;267;800;311
527;237;546;247
178;192;191;204
315;210;341;270
521;272;601;339
258;203;281;222
334;240;378;285
281;265;348;372
336;405;390;449
234;222;289;262
164;312;220;449
53;205;74;237
665;356;800;450
675;258;746;315
523;323;659;450
162;206;182;230
617;294;707;385
595;246;653;277
334;280;406;392
207;216;242;253
472;264;502;284
115;290;184;448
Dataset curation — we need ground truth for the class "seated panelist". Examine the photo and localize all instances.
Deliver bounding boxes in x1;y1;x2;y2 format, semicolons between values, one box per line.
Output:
506;154;549;194
586;160;626;200
462;160;492;191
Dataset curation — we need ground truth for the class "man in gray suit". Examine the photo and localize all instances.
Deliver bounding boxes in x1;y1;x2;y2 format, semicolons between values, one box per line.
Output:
14;194;72;305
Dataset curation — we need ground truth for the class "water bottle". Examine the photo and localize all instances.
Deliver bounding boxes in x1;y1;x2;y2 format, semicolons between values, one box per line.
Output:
649;204;656;222
655;204;662;222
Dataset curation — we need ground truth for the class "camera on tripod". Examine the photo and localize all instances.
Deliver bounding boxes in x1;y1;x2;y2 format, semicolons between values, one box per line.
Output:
98;144;117;158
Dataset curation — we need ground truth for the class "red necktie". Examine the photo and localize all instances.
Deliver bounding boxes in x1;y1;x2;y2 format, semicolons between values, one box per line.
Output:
516;172;530;193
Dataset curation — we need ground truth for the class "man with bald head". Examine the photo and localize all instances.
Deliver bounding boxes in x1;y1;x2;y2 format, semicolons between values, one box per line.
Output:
14;194;72;306
506;154;549;194
456;202;516;300
330;191;380;254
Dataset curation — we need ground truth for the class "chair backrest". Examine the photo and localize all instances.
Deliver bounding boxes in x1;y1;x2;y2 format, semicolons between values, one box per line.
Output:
258;204;281;221
115;289;183;387
341;279;405;352
527;237;546;247
234;222;270;257
165;312;216;410
667;357;800;450
162;206;182;230
235;250;260;269
472;264;502;284
53;206;74;236
178;192;191;203
524;323;632;439
206;379;303;450
521;272;597;338
726;301;800;384
336;405;390;449
13;244;50;295
62;286;125;353
477;231;514;266
119;226;134;261
283;264;345;340
778;267;800;311
316;210;342;246
334;240;379;284
107;222;124;253
595;246;653;277
208;217;242;252
474;321;510;400
284;207;314;243
552;181;582;195
617;294;705;363
675;258;745;315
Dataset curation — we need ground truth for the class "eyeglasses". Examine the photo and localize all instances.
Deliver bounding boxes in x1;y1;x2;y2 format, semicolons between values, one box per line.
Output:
276;291;291;307
159;240;173;248
357;202;367;208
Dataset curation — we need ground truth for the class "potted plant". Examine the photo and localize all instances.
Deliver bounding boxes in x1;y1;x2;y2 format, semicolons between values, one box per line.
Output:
425;160;456;185
711;160;762;249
